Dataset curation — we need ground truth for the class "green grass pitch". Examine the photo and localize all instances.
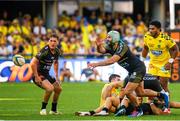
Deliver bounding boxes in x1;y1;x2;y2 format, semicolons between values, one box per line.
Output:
0;82;180;120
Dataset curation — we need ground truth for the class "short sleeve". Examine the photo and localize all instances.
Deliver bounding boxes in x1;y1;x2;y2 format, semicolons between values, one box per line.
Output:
114;43;128;57
166;36;176;48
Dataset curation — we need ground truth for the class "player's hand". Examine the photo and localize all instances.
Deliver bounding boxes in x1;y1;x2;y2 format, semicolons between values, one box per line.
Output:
87;63;98;69
35;76;42;86
164;62;171;70
96;38;104;46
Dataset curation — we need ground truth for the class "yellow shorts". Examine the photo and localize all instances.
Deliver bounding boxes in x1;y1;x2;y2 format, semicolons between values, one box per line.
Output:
148;63;171;78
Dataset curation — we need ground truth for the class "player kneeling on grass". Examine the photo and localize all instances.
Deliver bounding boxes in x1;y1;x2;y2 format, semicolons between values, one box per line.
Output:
30;34;62;115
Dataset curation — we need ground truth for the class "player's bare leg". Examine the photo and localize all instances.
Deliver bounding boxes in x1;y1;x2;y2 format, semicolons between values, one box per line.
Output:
40;80;54;115
159;77;169;93
49;81;62;115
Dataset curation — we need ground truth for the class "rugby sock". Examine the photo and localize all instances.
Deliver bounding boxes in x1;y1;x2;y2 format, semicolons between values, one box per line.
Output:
157;92;163;98
51;102;57;112
102;107;109;112
89;110;95;115
41;102;48;109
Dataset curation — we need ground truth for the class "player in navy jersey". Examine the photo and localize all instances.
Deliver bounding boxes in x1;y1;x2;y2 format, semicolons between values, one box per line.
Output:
88;30;169;117
30;34;62;115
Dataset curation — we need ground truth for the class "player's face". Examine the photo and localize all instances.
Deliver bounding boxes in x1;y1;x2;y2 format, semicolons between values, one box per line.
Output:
105;35;113;43
48;37;58;49
111;77;121;82
149;25;160;37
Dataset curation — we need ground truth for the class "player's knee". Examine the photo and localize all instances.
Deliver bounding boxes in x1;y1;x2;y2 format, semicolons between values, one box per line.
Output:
46;86;54;92
136;90;145;97
54;86;62;93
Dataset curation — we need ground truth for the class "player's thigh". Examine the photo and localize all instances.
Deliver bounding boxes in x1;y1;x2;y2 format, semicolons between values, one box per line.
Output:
111;96;120;107
135;81;144;95
124;82;139;94
42;79;54;92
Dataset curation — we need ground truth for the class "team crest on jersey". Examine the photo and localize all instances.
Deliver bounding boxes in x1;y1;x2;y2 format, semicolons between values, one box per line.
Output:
151;50;162;56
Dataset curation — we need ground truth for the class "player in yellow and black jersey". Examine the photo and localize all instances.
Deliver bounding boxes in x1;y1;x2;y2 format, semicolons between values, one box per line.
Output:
141;20;179;93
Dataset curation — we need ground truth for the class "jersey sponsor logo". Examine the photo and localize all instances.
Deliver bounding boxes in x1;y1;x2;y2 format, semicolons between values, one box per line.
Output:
151;50;162;56
119;62;129;68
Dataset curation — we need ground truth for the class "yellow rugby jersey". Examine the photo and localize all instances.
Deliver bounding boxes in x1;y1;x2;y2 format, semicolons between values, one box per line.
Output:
99;83;120;106
144;32;176;65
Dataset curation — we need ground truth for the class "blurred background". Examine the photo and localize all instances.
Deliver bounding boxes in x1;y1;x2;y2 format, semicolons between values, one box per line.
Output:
0;0;179;83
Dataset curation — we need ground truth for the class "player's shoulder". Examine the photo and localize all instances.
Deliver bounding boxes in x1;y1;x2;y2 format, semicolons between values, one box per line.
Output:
159;32;171;40
40;45;49;52
55;47;63;56
144;32;151;39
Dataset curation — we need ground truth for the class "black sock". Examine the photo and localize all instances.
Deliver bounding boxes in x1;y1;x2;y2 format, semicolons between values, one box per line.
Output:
41;102;48;109
51;102;57;112
102;107;109;112
120;105;126;109
89;110;95;115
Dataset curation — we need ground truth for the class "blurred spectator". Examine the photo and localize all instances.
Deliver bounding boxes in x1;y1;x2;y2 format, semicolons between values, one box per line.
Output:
80;18;94;49
135;13;144;25
95;19;107;39
136;21;147;36
33;19;46;41
8;19;22;35
0;42;8;58
0;20;8;36
133;35;144;56
13;39;25;55
104;14;113;32
112;19;122;35
80;62;101;82
89;11;97;25
59;61;74;82
76;42;88;56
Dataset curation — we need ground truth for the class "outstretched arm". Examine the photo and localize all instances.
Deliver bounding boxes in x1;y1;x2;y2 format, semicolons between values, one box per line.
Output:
88;55;121;68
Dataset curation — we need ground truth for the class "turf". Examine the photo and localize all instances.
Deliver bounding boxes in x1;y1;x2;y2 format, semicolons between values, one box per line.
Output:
0;82;180;120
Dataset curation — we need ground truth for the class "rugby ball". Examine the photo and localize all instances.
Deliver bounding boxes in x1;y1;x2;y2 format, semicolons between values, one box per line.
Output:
13;54;25;66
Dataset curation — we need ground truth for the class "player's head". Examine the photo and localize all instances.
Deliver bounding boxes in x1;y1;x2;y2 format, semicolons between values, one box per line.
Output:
109;74;121;82
149;20;161;37
106;30;120;44
48;33;59;50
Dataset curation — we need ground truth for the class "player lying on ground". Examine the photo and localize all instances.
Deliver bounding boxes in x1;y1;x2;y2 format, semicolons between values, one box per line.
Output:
75;74;180;116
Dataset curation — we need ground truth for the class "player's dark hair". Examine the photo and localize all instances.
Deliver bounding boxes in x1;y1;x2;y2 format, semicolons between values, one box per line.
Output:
50;33;59;39
149;20;161;29
109;74;120;82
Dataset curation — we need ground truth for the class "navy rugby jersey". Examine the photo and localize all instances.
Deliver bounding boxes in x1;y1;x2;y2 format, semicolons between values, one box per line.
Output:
104;41;145;74
35;45;62;74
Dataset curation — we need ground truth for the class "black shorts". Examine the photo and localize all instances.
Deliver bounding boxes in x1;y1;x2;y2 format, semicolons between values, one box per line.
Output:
123;71;146;87
140;103;153;115
32;73;56;87
144;74;163;92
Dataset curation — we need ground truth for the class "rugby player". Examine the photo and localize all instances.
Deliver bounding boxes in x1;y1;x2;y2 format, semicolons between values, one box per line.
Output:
30;34;62;115
88;30;169;116
75;74;122;116
141;20;179;93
